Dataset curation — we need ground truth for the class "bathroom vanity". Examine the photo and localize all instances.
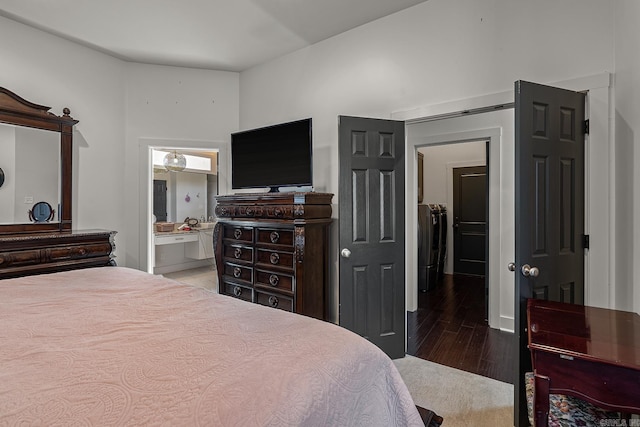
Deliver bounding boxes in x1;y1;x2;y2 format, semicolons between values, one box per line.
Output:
153;224;215;274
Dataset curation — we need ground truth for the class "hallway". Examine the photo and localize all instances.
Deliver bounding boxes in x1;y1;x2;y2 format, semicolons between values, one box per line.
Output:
407;274;514;384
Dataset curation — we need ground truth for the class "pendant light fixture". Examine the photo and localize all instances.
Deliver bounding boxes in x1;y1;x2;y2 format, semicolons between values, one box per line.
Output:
163;150;186;172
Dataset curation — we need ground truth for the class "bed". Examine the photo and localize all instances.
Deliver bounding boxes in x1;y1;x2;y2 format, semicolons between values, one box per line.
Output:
0;267;427;426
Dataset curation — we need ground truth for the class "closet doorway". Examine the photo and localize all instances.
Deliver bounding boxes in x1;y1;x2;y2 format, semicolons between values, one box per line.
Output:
410;139;512;384
417;140;488;291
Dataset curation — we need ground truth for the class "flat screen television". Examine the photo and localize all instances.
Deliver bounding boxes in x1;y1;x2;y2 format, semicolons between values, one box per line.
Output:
231;118;312;193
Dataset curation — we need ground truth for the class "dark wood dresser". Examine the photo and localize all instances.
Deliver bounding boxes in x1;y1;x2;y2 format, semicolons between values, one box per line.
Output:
0;88;118;281
0;230;117;279
213;192;333;320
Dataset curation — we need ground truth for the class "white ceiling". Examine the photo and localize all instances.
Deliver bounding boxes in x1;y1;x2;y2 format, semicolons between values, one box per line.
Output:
0;0;428;72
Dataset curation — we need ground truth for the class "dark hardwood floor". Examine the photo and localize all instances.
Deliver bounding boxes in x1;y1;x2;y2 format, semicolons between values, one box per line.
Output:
407;273;515;384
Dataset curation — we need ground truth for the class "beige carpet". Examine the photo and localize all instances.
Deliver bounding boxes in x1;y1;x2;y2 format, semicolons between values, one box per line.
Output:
394;355;513;427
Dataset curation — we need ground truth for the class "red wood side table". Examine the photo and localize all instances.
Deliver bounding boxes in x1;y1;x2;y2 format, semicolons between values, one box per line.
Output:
527;299;640;426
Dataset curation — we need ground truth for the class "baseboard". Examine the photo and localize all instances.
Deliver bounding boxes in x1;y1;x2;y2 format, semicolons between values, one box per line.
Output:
499;315;514;333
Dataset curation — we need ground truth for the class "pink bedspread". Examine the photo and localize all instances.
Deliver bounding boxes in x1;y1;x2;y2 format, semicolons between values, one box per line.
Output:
0;267;422;426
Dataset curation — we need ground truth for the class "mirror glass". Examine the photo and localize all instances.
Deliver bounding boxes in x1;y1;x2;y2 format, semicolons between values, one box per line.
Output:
152;170;219;224
0;123;60;225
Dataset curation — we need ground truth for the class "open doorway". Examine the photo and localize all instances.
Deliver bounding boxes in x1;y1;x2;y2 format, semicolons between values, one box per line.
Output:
148;147;219;290
416;141;487;297
408;140;513;384
403;108;515;385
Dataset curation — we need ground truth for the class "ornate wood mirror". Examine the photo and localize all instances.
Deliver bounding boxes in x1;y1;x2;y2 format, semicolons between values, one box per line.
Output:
0;87;77;234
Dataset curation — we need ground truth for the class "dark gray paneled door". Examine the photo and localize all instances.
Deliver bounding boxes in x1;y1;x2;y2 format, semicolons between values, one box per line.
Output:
338;116;406;360
514;81;585;426
453;165;487;276
153;179;167;222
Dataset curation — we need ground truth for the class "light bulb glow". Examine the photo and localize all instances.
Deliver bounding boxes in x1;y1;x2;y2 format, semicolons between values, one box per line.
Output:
163;151;186;172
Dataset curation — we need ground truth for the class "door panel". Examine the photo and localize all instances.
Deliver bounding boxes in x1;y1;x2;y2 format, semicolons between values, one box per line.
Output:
514;81;585;426
339;116;405;359
153;179;167;222
453;166;487;276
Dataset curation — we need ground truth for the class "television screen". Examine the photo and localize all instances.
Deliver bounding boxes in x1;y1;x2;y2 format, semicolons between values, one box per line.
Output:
231;118;312;192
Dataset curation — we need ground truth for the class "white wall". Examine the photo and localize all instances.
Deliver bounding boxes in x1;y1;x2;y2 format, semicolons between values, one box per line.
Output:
175;172;207;222
419;142;486;207
614;0;640;313
125;64;239;271
0;16;239;271
0;15;126;252
240;0;616;322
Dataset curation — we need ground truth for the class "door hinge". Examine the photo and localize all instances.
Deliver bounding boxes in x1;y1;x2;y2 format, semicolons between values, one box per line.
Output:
583;119;590;135
582;234;590;249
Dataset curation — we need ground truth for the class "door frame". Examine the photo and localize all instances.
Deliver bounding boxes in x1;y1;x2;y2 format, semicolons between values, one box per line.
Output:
138;138;228;274
397;72;611;323
409;128;503;329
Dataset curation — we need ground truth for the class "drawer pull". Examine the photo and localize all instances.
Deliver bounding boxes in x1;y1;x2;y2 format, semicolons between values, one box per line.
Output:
78;248;87;255
233;286;242;297
233;228;242;239
268;295;279;307
269;253;280;265
269;274;279;286
234;248;242;259
270;231;280;243
233;267;241;278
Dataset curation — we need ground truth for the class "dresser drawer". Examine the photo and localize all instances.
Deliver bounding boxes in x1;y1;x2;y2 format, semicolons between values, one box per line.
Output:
222;244;253;264
222;225;253;244
0;249;41;268
0;230;117;280
255;228;294;247
255;290;293;312
221;281;253;303
254;269;293;295
255;249;294;270
48;243;114;261
0;242;112;268
223;262;253;283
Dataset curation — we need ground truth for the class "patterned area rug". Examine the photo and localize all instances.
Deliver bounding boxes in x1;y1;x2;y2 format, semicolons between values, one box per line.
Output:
394;355;513;427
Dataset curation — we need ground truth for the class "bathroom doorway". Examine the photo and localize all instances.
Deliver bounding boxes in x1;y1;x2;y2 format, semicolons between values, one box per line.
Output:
149;147;219;279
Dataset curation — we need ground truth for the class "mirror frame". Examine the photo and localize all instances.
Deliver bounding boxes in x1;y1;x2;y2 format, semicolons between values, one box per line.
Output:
0;87;78;234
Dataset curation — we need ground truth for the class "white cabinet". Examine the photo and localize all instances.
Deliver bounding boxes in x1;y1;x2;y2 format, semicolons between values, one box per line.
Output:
185;229;214;260
154;233;198;246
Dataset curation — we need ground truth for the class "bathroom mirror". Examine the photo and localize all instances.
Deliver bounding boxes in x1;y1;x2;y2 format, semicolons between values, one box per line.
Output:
0;87;77;234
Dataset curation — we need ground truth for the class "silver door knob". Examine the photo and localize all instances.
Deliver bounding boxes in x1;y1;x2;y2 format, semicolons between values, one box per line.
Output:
507;262;516;272
521;264;539;277
341;248;351;258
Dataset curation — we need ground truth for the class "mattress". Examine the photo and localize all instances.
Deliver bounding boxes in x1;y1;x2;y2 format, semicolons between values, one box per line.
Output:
0;267;423;426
